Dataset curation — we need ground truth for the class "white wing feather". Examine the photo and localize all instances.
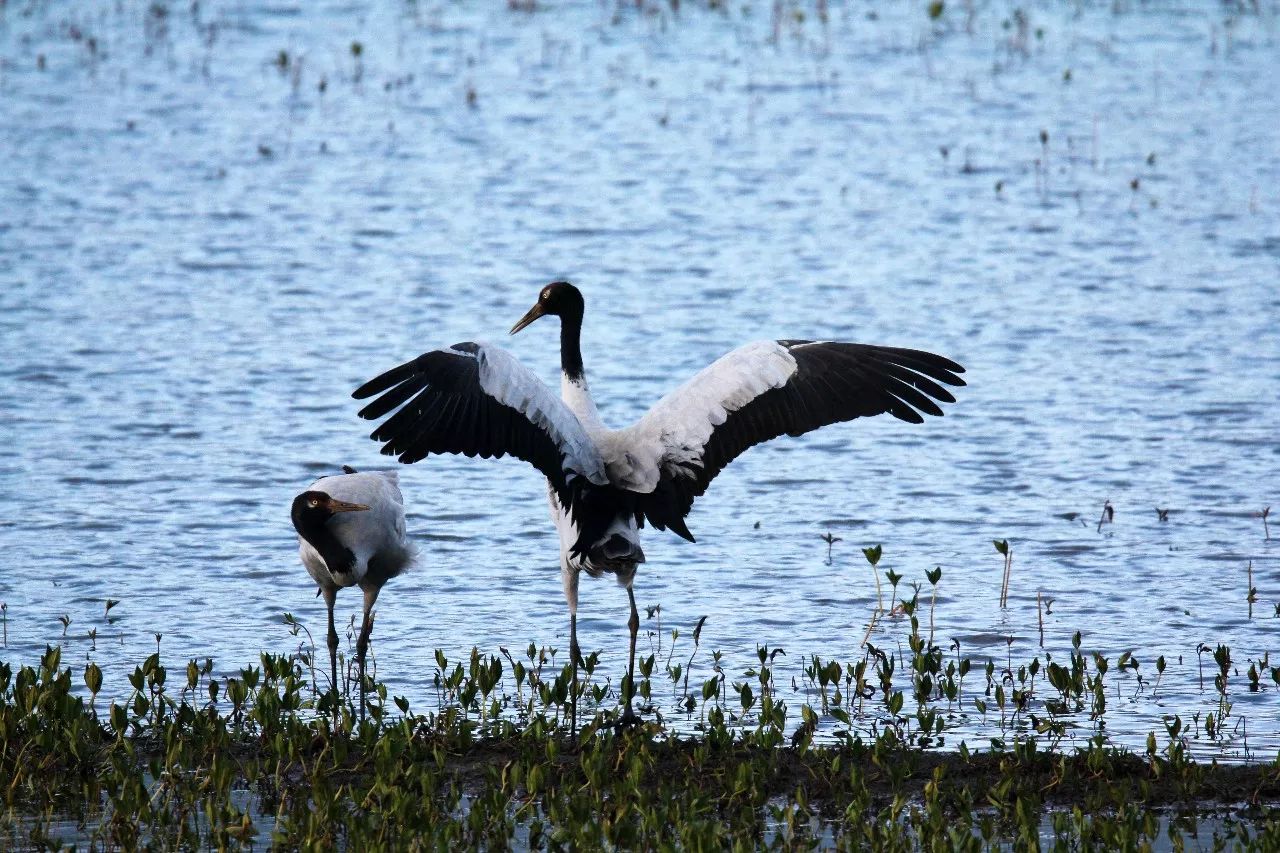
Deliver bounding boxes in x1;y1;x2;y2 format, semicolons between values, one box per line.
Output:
611;341;798;492
470;343;609;485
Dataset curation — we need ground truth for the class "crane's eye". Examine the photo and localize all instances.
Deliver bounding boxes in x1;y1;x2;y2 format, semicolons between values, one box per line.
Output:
308;498;320;508
541;288;551;301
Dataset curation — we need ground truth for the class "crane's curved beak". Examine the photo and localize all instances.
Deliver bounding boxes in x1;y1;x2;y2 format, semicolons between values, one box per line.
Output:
328;499;370;513
509;302;545;335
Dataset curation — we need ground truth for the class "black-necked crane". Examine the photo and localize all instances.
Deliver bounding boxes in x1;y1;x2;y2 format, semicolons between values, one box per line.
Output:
352;282;964;729
291;467;414;724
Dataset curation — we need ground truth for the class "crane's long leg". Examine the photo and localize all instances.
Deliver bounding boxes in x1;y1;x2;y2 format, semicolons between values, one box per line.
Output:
622;585;640;725
560;559;581;740
356;585;381;726
569;610;580;739
322;587;339;728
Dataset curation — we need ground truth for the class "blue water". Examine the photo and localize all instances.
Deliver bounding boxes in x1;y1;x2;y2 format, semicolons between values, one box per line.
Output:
1;0;1277;758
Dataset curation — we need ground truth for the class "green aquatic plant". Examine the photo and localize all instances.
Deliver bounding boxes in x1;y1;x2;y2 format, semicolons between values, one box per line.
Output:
926;566;942;647
1096;499;1114;533
820;530;841;564
994;539;1012;607
3;632;1280;849
1248;560;1258;617
885;568;903;613
862;544;884;612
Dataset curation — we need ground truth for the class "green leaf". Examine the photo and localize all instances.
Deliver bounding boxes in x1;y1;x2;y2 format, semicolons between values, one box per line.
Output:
84;662;102;695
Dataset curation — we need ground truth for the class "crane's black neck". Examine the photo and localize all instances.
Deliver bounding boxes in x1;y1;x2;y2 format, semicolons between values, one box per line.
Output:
291;498;357;576
559;307;585;382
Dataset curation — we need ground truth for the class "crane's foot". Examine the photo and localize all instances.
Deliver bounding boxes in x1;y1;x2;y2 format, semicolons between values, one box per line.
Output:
613;707;643;731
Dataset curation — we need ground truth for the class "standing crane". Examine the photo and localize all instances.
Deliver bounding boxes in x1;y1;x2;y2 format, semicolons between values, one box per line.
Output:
291;467;414;724
352;282;964;730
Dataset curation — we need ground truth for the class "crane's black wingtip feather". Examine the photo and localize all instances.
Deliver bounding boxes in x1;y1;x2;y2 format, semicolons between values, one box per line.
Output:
941;364;966;385
352;358;422;400
902;349;966;383
352;376;385;400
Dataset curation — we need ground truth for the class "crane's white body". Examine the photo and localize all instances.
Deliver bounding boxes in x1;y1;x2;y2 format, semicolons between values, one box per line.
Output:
549;484;643;612
298;470;413;591
540;342;800;611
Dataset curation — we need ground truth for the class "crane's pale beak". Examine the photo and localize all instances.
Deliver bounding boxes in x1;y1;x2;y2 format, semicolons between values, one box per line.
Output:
509;302;545;335
328;499;370;513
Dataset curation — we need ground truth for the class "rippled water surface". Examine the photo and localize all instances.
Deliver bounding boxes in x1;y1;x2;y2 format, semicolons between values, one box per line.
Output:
2;1;1277;758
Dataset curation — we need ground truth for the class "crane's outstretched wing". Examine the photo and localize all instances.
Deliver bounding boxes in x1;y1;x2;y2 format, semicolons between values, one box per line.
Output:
621;340;965;538
352;342;609;514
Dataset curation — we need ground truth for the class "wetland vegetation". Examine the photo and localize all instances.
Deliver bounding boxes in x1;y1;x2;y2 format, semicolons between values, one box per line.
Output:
4;588;1280;849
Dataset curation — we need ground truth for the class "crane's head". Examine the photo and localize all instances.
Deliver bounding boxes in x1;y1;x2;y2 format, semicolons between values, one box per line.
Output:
291;490;370;581
510;281;583;335
290;491;370;527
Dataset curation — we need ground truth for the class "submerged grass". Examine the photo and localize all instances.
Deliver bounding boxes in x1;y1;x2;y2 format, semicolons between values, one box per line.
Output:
3;615;1280;850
